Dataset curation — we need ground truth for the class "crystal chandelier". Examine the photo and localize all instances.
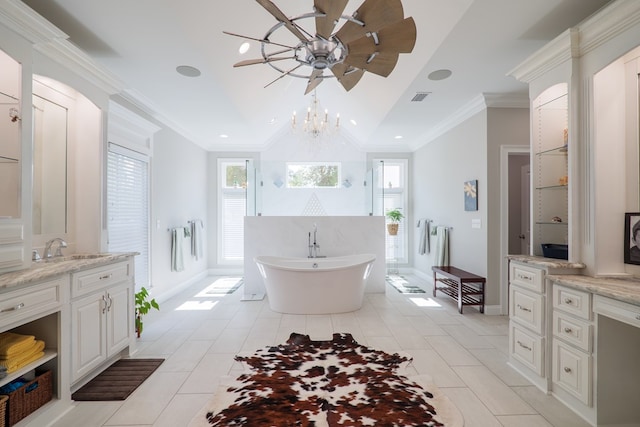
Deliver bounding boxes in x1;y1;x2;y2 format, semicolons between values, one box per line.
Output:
291;91;339;139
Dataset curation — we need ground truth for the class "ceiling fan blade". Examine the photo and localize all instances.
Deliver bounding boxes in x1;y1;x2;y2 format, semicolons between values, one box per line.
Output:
343;52;399;77
234;56;293;67
345;16;416;57
223;31;297;50
314;0;349;39
305;69;324;94
335;0;404;45
264;64;304;88
331;63;365;91
256;0;309;43
376;17;416;53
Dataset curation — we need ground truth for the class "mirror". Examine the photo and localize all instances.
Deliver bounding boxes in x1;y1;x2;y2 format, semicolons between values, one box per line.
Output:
0;49;22;220
32;93;67;234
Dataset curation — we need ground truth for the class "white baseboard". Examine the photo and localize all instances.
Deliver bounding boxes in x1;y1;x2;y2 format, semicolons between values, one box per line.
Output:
207;267;244;276
153;270;208;304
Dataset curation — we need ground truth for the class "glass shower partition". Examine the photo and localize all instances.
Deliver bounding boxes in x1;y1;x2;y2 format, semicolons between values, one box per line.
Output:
245;159;262;216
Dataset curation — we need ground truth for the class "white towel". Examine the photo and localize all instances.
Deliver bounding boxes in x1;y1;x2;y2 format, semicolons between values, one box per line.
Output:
191;220;204;260
418;219;431;255
171;228;186;272
433;226;449;267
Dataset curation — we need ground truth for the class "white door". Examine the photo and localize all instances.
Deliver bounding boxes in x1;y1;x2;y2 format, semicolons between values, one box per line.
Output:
520;164;531;254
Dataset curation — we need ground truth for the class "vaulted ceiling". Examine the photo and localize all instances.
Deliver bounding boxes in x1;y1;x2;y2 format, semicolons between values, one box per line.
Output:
22;0;612;152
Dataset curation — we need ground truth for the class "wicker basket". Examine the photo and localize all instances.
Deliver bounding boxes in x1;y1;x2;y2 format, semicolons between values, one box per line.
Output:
6;370;52;426
387;223;399;235
0;395;7;427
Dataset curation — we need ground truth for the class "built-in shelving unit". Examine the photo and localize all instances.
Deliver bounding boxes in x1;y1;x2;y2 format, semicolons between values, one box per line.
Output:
532;83;569;258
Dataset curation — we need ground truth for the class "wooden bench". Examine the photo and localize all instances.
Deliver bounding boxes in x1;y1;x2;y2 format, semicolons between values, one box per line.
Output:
432;266;485;314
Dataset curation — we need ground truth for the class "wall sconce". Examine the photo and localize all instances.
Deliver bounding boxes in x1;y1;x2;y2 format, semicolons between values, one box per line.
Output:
273;178;284;188
342;179;352;188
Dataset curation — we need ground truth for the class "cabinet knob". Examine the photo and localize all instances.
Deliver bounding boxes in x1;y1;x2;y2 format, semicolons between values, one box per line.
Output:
518;234;526;240
564;298;573;305
563;327;573;333
635;315;640;321
564;367;572;373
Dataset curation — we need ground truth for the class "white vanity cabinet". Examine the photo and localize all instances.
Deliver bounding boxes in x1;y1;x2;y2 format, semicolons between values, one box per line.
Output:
551;284;594;415
508;261;548;389
508;258;585;395
70;259;134;383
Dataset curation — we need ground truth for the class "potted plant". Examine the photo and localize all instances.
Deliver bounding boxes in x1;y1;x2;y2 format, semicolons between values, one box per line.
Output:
385;208;404;235
135;286;159;338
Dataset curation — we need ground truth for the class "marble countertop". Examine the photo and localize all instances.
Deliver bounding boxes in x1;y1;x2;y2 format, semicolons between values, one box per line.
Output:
0;253;137;290
507;255;586;270
548;274;640;307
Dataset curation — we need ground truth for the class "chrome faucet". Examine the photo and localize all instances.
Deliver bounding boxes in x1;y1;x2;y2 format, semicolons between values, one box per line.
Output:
308;223;320;258
44;237;67;258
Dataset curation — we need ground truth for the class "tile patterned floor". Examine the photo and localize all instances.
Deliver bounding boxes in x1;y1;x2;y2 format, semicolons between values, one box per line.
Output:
51;275;591;427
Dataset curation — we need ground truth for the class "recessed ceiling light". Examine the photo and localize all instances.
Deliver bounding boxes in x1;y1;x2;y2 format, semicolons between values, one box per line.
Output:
239;42;250;55
219;134;229;138
269;117;277;125
350;119;357;126
428;69;452;81
394;135;403;139
176;65;201;77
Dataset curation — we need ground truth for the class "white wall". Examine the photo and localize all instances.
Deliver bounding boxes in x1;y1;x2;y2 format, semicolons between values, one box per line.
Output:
150;127;209;301
411;107;529;309
487;107;530;306
412;111;488;280
244;216;386;299
260;131;367;216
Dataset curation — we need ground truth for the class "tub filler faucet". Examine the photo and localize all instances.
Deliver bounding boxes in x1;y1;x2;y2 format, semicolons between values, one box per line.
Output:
308;223;320;258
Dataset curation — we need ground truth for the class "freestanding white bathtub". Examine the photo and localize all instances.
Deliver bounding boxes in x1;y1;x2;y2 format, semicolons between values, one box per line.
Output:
254;254;376;314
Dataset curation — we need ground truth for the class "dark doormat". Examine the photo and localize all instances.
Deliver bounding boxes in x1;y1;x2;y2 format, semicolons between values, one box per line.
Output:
72;358;164;401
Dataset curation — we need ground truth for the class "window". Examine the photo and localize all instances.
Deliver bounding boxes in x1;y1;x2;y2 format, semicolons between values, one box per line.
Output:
107;144;150;288
286;162;340;188
377;159;409;264
218;159;247;264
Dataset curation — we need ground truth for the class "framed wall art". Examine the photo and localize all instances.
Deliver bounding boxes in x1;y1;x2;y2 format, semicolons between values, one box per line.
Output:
624;212;640;265
464;180;478;211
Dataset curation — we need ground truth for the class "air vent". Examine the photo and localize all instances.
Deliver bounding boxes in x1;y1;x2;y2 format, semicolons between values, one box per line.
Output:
411;92;431;102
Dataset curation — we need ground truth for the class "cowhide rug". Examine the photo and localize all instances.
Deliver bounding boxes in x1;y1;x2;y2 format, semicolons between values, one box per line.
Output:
190;333;462;426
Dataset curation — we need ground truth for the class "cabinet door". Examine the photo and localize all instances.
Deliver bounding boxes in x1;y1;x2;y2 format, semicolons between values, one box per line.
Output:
106;283;130;356
71;292;107;382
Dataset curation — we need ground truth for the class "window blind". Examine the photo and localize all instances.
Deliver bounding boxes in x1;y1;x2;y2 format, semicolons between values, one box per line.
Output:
107;143;150;288
222;190;245;261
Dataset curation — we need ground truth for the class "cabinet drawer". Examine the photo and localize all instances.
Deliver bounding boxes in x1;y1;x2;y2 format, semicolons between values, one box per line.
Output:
552;311;592;352
510;285;545;334
510;322;544;376
0;277;64;329
510;262;544;293
553;285;591;320
72;260;133;298
593;295;640;328
552;339;592;406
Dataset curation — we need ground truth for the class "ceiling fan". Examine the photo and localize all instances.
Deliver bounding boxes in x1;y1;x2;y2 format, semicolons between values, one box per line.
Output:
224;0;417;94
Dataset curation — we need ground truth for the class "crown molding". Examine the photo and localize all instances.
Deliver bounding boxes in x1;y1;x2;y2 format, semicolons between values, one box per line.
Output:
483;93;529;108
578;0;640;56
0;0;65;44
508;28;578;84
409;94;487;151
